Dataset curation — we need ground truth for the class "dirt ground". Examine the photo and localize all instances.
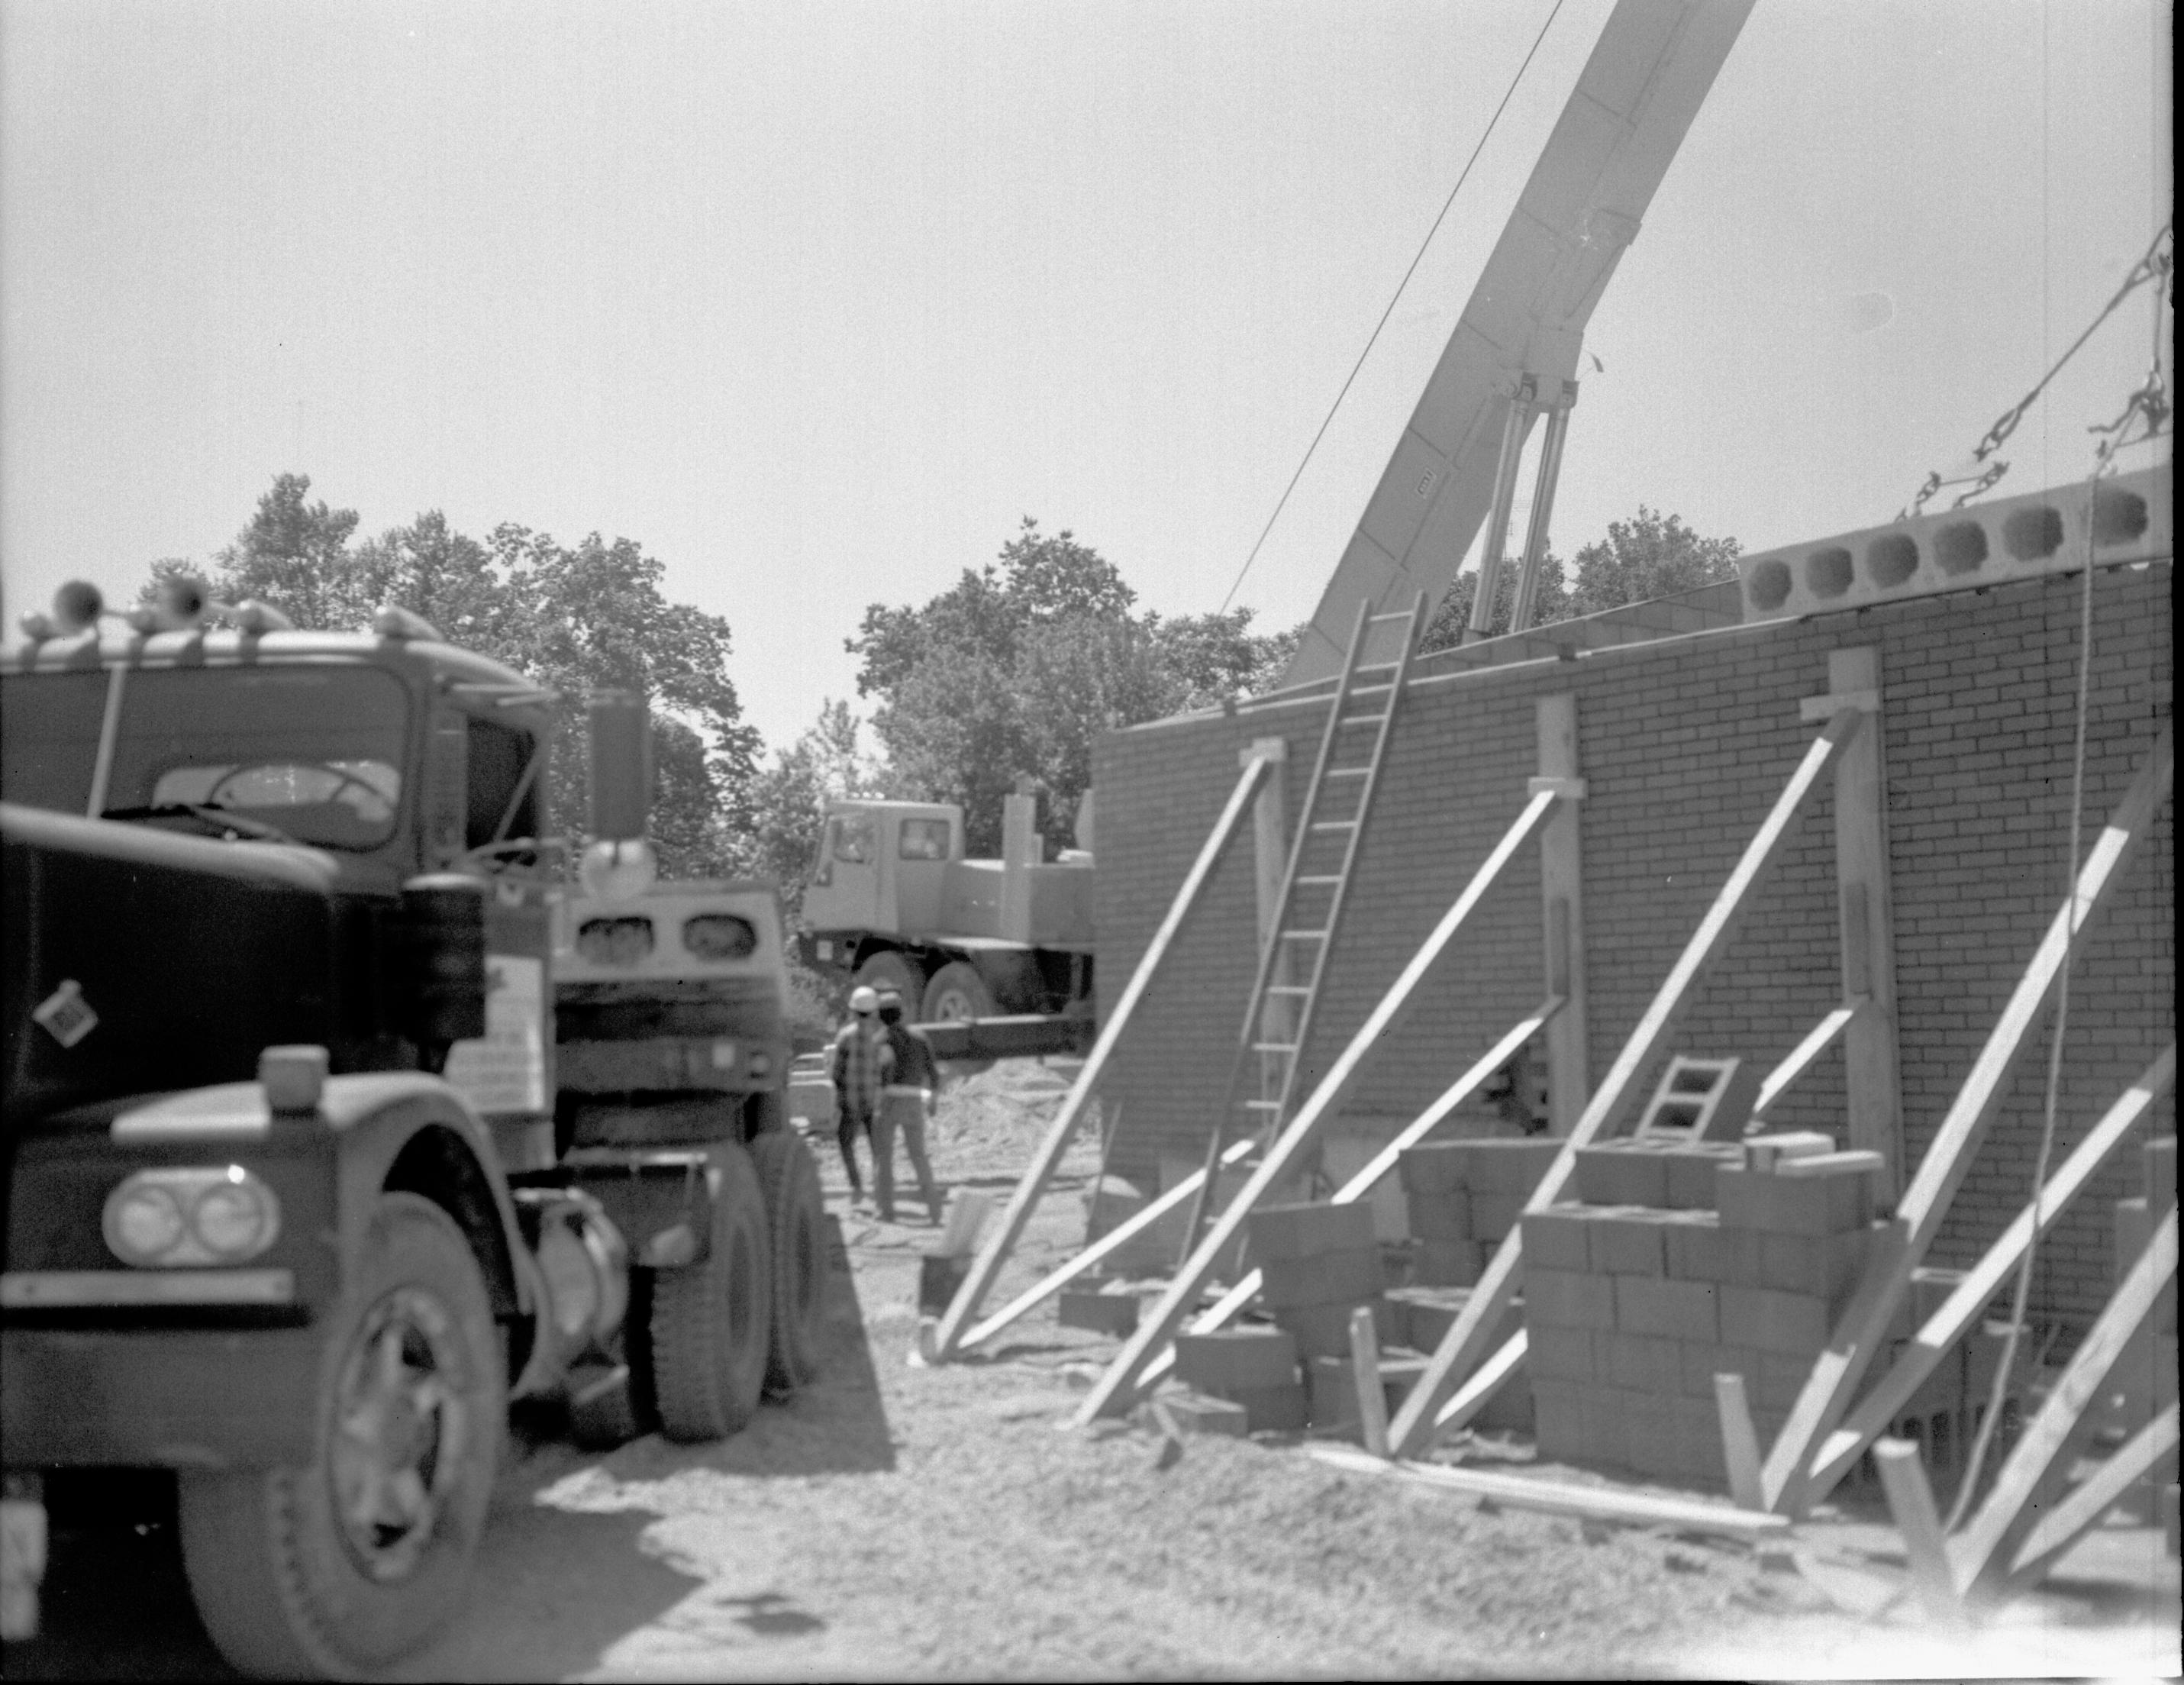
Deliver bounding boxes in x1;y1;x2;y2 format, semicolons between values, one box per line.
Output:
14;1060;2181;1680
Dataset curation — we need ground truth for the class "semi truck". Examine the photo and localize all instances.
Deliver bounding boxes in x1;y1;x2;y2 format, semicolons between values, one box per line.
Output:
0;579;827;1677
799;784;1098;1063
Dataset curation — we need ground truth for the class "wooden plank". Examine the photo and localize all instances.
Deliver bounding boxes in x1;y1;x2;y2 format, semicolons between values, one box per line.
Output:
1750;1004;1860;1125
2002;1403;2180;1595
931;753;1273;1360
1070;786;1563;1425
1950;1205;2177;1596
958;1138;1257;1350
1800;1047;2176;1500
1433;1331;1528;1433
1873;1439;1966;1629
1715;1373;1766;1512
1822;647;1904;1197
1304;1443;1792;1538
1351;1306;1391;1458
1126;1005;1566;1394
1388;709;1866;1455
1537;693;1590;1135
1764;723;2174;1512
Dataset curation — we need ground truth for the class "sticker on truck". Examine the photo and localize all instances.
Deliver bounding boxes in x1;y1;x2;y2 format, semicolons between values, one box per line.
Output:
444;954;546;1115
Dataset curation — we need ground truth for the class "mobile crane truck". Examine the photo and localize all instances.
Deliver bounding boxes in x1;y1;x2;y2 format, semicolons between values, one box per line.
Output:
0;578;827;1677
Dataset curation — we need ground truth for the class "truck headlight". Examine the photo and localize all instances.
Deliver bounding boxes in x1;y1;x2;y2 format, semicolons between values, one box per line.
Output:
103;1167;282;1267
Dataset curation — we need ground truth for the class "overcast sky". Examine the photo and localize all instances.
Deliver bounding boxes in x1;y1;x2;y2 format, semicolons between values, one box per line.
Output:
2;0;2169;750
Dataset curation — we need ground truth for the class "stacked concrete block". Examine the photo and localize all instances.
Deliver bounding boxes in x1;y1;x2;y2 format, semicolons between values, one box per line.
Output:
1171;1327;1308;1432
1385;1284;1533;1431
1524;1135;1887;1490
1247;1202;1396;1361
1398;1139;1563;1286
1159;1390;1250;1438
1057;1277;1141;1336
1307;1350;1430;1435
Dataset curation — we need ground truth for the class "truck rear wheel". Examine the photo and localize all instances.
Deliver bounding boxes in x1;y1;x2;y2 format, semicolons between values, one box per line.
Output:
176;1193;503;1680
923;961;997;1076
854;950;926;1007
645;1143;772;1441
750;1129;827;1392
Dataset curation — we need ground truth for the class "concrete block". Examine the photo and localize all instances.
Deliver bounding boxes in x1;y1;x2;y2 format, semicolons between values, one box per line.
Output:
1390;1286;1520;1352
1603;1331;1683;1397
1526;1268;1616;1331
1616;1274;1720;1343
1162;1388;1249;1438
1666;1395;1730;1491
918;1253;969;1315
1720;1285;1831;1355
1475;1369;1535;1433
1529;1325;1598;1384
1247;1201;1376;1264
1257;1244;1386;1310
1759;1227;1875;1303
1519;1205;1594;1273
1274;1297;1397;1361
1574;1142;1669;1208
1225;1380;1310;1434
1664;1212;1729;1283
1398;1143;1470;1197
1408;1191;1473;1244
1534;1380;1588;1461
1174;1326;1299;1392
1741;1131;1837;1171
1411;1239;1482;1286
1468;1191;1529;1244
1716;1166;1844;1237
1318;1133;1413;1242
1663;1144;1743;1210
1578;1385;1634;1471
1058;1287;1140;1336
1464;1138;1563;1195
1681;1340;1753;1401
1755;1348;1818;1412
1590;1210;1669;1277
1621;1389;1680;1475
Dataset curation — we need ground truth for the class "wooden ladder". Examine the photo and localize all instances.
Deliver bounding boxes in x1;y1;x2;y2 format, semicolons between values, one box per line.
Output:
1182;593;1428;1251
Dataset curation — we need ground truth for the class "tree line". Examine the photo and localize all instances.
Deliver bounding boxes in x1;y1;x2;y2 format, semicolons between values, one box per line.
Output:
131;473;1738;921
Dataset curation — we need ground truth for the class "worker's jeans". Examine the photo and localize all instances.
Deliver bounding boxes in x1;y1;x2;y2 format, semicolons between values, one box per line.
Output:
873;1086;941;1222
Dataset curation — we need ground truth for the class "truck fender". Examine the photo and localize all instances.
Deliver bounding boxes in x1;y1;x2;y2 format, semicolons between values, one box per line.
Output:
319;1072;533;1323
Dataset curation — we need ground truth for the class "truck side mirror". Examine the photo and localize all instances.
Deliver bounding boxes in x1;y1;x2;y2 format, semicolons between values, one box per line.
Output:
587;692;651;841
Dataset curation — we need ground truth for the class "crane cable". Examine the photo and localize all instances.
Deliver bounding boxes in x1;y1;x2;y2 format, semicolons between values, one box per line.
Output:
1941;291;2172;1532
1217;0;1571;614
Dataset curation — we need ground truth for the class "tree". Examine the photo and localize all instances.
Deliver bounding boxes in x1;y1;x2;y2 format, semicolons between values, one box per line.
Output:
137;476;758;880
731;699;892;926
849;519;1291;854
1421;506;1739;653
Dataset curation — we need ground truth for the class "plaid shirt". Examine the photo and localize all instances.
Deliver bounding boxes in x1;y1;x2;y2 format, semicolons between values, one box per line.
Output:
830;1018;893;1120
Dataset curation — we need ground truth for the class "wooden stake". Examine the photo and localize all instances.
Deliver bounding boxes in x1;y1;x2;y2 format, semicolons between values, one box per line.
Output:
1537;692;1589;1134
1387;707;1866;1456
1715;1373;1766;1513
931;753;1274;1360
1749;1002;1860;1125
1764;723;2174;1513
1350;1306;1390;1457
1070;786;1564;1425
1950;1205;2178;1599
1873;1438;1968;1629
1798;1047;2176;1503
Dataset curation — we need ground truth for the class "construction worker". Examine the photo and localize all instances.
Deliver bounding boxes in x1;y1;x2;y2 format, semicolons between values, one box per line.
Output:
828;985;892;1209
873;988;944;1224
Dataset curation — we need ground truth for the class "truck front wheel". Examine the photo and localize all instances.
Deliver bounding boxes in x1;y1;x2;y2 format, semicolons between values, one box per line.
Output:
176;1193;503;1680
644;1143;772;1441
750;1129;827;1391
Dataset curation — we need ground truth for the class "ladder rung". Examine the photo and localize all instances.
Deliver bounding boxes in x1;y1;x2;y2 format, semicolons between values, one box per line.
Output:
1310;820;1357;831
1367;610;1415;623
1344;682;1393;697
1294;875;1342;887
1250;1041;1298;1055
1324;766;1369;778
1243;1099;1285;1110
1279;928;1327;941
1267;985;1311;996
1338;712;1389;727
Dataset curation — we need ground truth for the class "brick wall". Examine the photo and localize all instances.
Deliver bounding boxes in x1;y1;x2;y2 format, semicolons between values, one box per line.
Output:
1091;560;2173;1322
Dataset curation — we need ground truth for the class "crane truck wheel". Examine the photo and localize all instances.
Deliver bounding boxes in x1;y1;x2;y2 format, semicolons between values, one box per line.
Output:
176;1193;504;1680
644;1142;773;1441
922;961;997;1077
853;950;926;1007
750;1128;828;1391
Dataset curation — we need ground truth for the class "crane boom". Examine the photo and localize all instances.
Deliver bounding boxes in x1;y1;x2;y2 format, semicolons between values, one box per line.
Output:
1280;0;1755;686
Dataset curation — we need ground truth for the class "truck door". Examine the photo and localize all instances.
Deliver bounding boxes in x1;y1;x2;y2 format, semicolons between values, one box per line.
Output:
891;812;951;936
809;807;884;934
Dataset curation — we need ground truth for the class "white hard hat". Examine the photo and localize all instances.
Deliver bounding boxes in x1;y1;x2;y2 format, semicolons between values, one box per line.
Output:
850;986;879;1013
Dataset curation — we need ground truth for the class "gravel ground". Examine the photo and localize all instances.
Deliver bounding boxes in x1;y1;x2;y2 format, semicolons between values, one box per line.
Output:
16;1060;2180;1680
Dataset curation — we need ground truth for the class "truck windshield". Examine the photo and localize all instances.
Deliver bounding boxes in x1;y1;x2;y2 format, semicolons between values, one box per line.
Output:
1;664;409;851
